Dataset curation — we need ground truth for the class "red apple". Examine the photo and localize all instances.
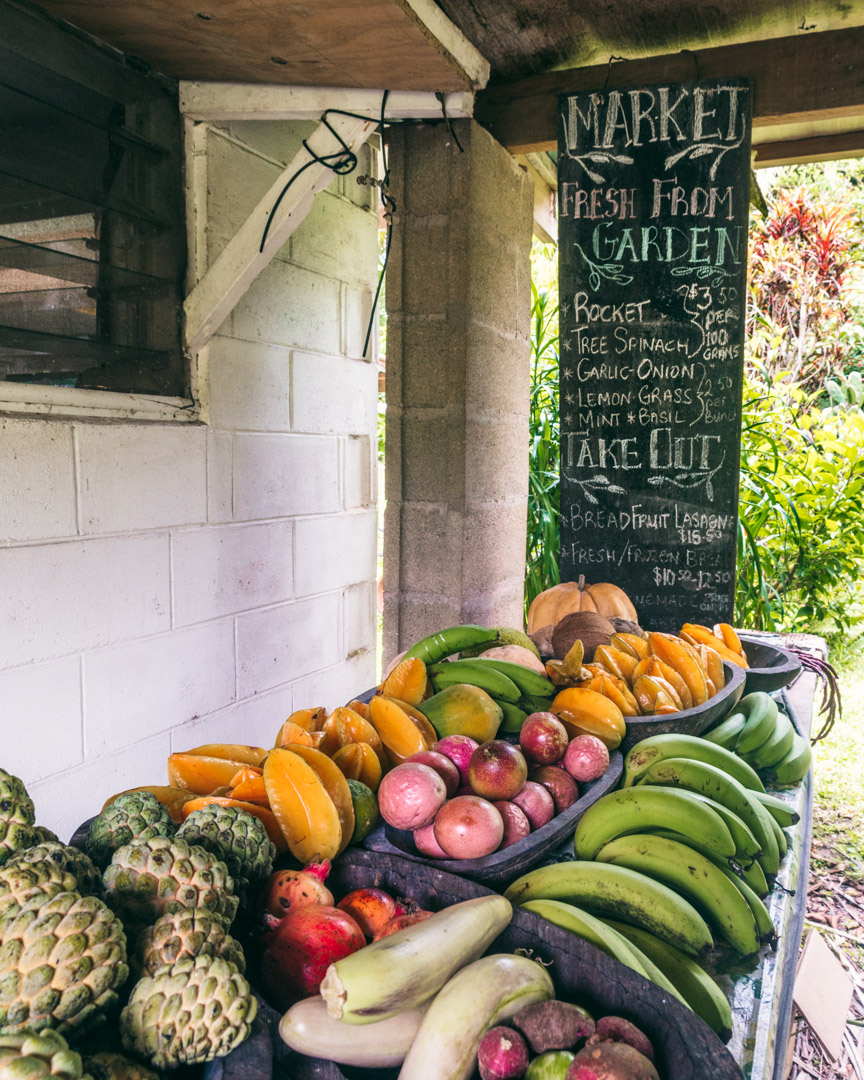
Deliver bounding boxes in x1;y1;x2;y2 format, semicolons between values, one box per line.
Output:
468;741;528;801
519;713;569;765
493;801;532;848
530;765;579;812
512;780;556;829
405;750;461;796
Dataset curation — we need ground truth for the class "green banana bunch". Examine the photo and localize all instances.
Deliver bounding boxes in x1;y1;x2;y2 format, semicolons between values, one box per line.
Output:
601;920;733;1041
740;712;794;770
402;625;497;666
520;694;556;714
622;732;765;793
767;733;812;786
595;833;760;957
521;900;689;1007
496;701;528;733
427;660;521;703
573;786;736;861
504;861;714;958
703;713;746;749
753;791;800;828
647;828;770;898
713;862;776;944
734;693;780;755
472;658;555;699
636;757;780;879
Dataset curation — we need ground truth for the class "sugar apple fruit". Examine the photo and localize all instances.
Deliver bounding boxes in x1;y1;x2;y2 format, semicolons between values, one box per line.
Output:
177;805;275;890
120;955;257;1069
86;794;175;871
32;826;60;844
81;1052;159;1080
0;769;36;867
0;1029;93;1080
103;837;238;927
0;861;77;910
0;883;129;1034
133;909;245;977
8;843;102;898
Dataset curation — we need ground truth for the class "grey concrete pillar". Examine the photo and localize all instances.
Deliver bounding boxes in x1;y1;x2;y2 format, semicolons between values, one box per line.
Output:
383;119;534;665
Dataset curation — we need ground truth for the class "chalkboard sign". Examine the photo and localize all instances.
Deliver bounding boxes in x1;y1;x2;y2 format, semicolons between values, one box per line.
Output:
557;78;751;631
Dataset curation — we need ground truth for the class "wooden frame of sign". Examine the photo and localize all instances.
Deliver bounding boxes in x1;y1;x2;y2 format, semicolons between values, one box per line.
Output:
557;78;751;630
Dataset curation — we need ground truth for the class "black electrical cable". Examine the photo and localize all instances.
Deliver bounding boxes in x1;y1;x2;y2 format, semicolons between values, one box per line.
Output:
258;89;461;358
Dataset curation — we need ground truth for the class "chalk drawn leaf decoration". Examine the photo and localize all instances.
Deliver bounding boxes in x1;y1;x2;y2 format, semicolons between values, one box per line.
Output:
572;242;633;290
571;476;628;502
664;135;744;180
571;151;634;183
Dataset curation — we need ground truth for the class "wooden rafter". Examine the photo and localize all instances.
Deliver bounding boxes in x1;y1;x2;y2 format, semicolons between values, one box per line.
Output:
474;26;864;154
755;129;864;169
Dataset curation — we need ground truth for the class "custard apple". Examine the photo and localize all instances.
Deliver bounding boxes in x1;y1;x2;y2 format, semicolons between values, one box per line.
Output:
0;861;77;911
120;955;257;1069
103;837;237;928
0;1029;93;1080
86;794;174;870
81;1052;159;1080
134;909;245;977
0;883;129;1034
8;843;102;898
177;805;275;890
0;769;36;867
33;826;60;844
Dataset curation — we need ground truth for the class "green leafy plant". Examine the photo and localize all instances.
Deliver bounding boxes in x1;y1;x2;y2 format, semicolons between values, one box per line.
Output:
525;281;560;615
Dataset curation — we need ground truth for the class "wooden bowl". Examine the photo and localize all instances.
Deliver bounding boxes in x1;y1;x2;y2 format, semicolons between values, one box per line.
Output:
739;636;803;695
622;660;746;751
220;849;744;1080
365;750;623;884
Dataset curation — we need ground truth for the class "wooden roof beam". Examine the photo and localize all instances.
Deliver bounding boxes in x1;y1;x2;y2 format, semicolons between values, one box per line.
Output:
754;129;864;168
475;26;864;155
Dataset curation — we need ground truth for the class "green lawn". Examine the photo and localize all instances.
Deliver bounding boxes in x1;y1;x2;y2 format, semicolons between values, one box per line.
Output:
812;639;864;876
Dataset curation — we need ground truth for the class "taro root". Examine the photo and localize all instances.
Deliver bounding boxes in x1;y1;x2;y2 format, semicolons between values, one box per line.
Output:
513;999;595;1053
552;612;615;663
567;1041;659;1080
530;624;557;660
590;1017;655;1062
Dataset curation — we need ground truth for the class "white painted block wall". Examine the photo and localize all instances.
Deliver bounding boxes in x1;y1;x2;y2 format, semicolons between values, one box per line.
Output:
0;121;379;840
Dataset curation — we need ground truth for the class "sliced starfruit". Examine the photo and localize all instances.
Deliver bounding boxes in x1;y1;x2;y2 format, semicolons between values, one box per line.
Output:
229;775;269;806
680;624;747;669
370;697;433;757
168;754;257;796
378;657;428;706
333;707;388;770
180;796;287;852
593;645;638;684
332;742;383;792
714;623;748;664
647;633;709;706
550;687;625;749
284;745;356;854
345;699;371;720
263;748;342;862
610;633;649;661
585;673;640;717
275;721;326;750
700;644;726;694
279;708;326;737
632;657;693;710
186;744;268;767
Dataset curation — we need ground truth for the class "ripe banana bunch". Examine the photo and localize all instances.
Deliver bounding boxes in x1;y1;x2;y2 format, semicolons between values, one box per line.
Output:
546;624;743;723
704;692;812;787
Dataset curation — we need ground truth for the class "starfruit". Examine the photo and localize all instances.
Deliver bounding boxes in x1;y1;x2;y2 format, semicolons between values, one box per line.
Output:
610;632;650;661
593;645;639;684
647;633;709;706
378;657;428;705
332;742;383;791
263;748;343;861
680;624;747;668
368;697;429;758
585;673;640;717
550;687;625;749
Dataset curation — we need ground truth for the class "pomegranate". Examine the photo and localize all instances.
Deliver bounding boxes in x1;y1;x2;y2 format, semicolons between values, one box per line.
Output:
260;905;365;1008
261;861;333;917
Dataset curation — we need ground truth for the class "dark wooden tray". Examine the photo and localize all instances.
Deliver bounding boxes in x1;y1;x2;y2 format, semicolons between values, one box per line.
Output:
621;660;745;750
364;750;623;884
215;848;743;1080
739;637;803;695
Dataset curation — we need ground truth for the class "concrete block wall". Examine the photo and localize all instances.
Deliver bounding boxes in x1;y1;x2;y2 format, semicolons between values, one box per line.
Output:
0;121;379;839
383;119;534;659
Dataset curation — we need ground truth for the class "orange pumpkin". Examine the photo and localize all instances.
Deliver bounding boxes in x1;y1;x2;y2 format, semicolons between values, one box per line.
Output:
527;575;638;633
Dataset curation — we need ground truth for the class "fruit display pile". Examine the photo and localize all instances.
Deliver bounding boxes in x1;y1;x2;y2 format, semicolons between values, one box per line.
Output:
0;595;811;1080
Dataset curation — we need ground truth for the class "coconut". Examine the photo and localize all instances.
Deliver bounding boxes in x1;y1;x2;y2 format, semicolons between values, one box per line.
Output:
552;612;615;662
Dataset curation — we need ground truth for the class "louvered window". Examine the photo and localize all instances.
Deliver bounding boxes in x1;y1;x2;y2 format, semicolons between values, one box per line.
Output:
0;2;186;396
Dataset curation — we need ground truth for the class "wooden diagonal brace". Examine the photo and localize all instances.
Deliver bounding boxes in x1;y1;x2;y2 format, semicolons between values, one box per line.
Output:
183;112;375;352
